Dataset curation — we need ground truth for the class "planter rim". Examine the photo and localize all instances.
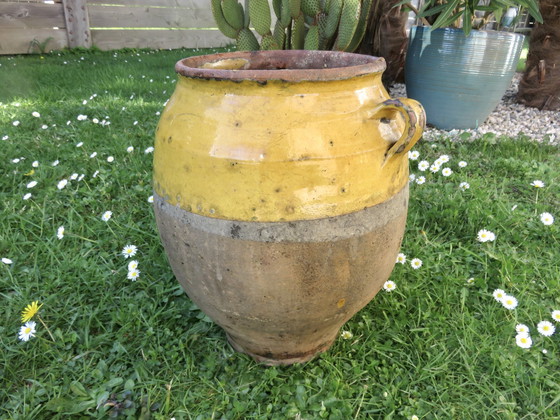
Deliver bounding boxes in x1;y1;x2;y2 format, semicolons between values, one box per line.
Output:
176;50;386;82
410;25;525;40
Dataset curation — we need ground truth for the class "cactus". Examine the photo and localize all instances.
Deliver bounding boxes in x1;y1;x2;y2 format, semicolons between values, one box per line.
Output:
211;0;373;52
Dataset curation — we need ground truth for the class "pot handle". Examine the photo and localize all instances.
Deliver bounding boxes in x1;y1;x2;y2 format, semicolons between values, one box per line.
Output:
369;98;426;164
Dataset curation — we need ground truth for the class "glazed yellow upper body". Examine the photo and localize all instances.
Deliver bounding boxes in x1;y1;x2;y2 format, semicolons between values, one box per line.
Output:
153;72;421;222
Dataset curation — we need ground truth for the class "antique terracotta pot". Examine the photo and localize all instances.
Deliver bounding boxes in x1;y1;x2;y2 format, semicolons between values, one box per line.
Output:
153;50;425;365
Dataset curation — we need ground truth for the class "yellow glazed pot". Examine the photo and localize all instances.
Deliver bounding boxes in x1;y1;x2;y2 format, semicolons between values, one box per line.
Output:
153;50;425;365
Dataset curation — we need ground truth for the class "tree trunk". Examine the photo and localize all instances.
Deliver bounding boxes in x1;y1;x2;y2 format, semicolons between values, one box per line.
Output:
517;0;560;110
358;0;409;88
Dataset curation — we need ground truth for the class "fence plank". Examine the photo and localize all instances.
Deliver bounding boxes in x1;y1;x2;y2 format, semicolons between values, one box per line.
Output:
87;0;211;8
88;4;215;29
62;0;92;48
0;28;68;54
91;29;231;50
0;2;65;29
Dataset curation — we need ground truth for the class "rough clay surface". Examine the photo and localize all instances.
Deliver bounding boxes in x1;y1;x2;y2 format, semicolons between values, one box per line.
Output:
390;74;560;145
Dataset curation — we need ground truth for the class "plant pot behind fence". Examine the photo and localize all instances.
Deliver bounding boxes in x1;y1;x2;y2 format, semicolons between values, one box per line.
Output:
153;50;425;365
405;27;525;130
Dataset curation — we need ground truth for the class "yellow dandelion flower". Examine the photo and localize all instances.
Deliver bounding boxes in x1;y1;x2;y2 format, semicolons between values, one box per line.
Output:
21;301;42;323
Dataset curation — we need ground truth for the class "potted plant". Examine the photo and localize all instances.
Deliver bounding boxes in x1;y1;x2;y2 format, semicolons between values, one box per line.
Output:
399;0;543;129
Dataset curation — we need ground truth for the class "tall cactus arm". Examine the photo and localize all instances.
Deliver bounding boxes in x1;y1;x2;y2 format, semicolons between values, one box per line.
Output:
333;0;360;51
345;0;373;52
221;0;245;31
323;0;343;39
211;0;240;39
249;0;273;36
291;13;306;49
281;0;293;26
301;0;321;16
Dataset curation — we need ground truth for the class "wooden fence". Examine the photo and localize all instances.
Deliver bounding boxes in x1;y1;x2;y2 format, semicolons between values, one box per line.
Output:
0;0;232;54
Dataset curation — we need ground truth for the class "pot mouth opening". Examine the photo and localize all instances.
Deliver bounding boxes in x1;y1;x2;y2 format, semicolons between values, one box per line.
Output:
176;50;386;82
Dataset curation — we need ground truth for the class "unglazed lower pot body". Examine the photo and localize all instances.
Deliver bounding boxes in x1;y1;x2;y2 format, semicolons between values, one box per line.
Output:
153;50;425;365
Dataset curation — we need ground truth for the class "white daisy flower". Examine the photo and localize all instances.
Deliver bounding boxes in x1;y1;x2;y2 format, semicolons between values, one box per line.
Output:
395;253;406;264
26;181;37;189
76;142;83;147
417;160;429;171
383;280;396;292
2;257;13;264
459;182;470;191
2;135;8;141
90;152;97;158
122;244;138;258
477;229;496;243
57;179;68;190
107;156;114;163
415;176;426;185
409;174;416;182
540;212;554;226
515;334;532;349
92;118;99;124
441;167;453;177
144;146;154;154
530;180;545;188
57;226;65;239
13;120;20;126
92;170;99;178
493;289;506;302
128;260;139;271
429;163;440;173
511;205;518;211
127;146;134;153
18;321;37;341
32;161;39;167
41;125;48;130
77;114;87;121
70;173;78;180
51;160;59;166
552;310;560;323
516;324;530;334
101;211;112;222
23;193;32;200
127;269;140;281
458;161;467;168
32;111;40;118
438;155;450;163
148;195;154;203
340;330;353;340
501;295;518;310
537;320;555;337
408;150;420;160
410;258;423;269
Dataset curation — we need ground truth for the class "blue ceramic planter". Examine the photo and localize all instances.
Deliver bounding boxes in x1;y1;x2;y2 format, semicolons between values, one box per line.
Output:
405;27;525;130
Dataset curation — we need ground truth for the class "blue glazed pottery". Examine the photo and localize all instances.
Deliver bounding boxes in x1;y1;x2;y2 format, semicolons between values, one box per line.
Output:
405;27;525;130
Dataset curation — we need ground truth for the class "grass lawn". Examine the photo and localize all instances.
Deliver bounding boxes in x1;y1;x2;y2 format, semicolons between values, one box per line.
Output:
1;48;559;420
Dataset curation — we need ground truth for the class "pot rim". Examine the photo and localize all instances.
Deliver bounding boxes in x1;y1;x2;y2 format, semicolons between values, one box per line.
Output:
175;50;386;82
409;25;525;40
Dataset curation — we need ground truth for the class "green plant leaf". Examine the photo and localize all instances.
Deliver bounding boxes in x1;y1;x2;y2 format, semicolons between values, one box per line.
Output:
463;6;472;35
430;0;461;29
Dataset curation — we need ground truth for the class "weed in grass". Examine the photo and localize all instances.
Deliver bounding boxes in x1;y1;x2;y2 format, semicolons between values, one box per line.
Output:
1;49;559;419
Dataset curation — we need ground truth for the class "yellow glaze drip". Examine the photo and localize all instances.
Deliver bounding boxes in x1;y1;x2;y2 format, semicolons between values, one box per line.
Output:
154;73;423;222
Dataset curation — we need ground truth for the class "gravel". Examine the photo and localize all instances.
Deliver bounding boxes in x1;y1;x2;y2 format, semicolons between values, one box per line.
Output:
390;74;560;145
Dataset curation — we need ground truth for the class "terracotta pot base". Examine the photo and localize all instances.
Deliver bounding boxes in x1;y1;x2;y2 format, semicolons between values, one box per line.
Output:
226;333;337;366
